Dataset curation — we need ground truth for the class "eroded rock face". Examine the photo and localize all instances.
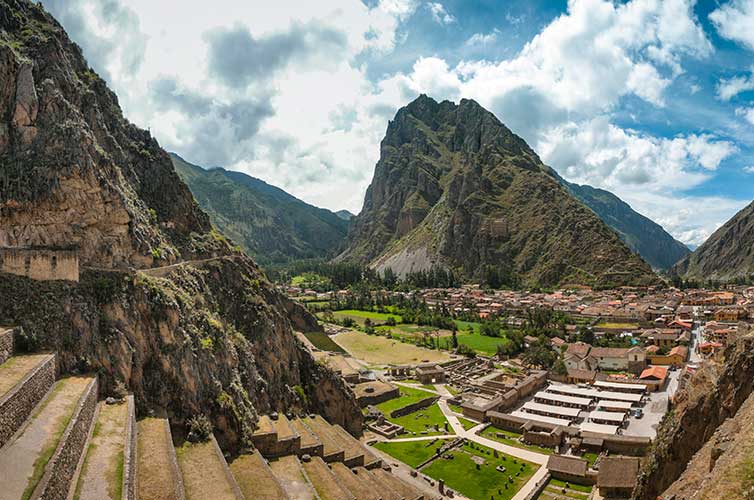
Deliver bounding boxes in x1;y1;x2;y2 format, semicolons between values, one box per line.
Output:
0;0;362;449
633;335;754;499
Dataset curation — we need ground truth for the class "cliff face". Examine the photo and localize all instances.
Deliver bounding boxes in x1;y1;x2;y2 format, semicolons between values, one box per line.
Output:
633;334;754;499
0;0;362;449
672;200;754;281
171;153;350;266
339;95;657;288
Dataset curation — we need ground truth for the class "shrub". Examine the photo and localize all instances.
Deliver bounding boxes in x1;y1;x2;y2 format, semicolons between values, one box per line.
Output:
112;380;128;399
187;414;213;442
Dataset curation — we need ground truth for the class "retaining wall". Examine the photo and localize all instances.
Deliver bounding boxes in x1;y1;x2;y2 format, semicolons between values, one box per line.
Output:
30;376;98;500
390;396;439;418
122;395;137;500
250;430;301;458
0;327;14;364
0;353;55;447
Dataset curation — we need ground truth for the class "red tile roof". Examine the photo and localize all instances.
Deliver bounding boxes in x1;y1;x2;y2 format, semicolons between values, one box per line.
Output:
640;366;668;380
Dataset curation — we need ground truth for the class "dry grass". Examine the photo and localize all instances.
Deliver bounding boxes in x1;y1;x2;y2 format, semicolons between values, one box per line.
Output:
229;452;288;500
0;354;50;396
176;438;237;500
333;330;451;366
136;418;182;500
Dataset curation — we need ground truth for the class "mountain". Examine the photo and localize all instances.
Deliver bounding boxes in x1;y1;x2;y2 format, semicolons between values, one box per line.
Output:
0;0;361;448
336;209;355;221
338;95;658;288
672;200;754;281
171;153;349;266
553;177;690;270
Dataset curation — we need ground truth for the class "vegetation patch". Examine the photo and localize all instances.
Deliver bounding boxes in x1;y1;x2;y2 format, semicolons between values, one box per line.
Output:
302;331;346;353
386;403;451;436
372;439;449;468
421;441;538;500
478;426;555;455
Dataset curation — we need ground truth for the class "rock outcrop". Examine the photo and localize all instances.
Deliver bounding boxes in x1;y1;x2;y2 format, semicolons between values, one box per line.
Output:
633;333;754;499
0;0;362;451
672;200;754;281
339;95;658;288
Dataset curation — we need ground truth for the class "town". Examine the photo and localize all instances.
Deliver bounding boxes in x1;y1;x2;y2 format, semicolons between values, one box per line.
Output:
283;282;753;500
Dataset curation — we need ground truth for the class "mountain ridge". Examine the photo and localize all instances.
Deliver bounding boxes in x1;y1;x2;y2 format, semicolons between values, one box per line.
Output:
339;94;658;288
171;153;350;266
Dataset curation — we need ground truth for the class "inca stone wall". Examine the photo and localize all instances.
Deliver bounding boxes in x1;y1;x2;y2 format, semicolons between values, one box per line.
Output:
31;377;98;500
0;353;55;447
123;395;137;500
0;327;13;364
0;248;79;282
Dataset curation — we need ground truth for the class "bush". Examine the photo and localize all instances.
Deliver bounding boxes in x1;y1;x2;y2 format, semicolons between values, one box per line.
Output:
187;414;213;442
112;380;128;399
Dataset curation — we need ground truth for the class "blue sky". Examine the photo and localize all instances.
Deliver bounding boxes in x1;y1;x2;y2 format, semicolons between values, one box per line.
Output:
40;0;754;248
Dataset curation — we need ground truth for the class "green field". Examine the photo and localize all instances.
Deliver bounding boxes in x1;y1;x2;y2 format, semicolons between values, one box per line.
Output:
372;439;449;468
387;403;451;435
302;331;346;353
376;387;437;415
458;417;478;431
539;478;591;499
421;441;538;500
478;426;555;455
596;322;639;329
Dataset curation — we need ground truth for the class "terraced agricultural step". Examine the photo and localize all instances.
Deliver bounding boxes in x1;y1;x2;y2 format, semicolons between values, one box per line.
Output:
72;396;136;500
370;468;424;500
331;424;382;469
229;450;289;500
0;376;97;500
0;353;56;447
300;416;345;463
330;462;381;500
136;418;185;500
311;416;364;467
300;457;354;500
289;417;324;457
268;454;318;500
0;327;14;364
361;467;403;500
176;435;243;500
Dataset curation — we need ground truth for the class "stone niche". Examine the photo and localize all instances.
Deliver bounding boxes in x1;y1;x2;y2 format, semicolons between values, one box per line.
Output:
0;247;79;282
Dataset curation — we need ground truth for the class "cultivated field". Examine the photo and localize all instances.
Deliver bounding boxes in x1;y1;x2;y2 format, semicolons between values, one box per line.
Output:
332;330;452;365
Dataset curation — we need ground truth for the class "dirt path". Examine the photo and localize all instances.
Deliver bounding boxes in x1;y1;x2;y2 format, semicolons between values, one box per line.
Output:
74;401;128;500
0;376;92;500
0;354;51;397
136;418;183;500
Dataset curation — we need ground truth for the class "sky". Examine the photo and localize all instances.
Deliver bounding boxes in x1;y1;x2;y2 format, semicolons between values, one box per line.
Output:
39;0;754;249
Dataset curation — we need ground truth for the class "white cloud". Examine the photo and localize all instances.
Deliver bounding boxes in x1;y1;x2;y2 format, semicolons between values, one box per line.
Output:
427;2;456;25
744;166;754;173
735;106;754;125
465;30;500;47
710;0;754;51
716;68;754;100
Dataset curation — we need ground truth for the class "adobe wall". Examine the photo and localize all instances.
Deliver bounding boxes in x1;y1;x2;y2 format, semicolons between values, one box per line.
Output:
31;377;98;500
0;327;14;364
0;247;79;282
0;353;56;447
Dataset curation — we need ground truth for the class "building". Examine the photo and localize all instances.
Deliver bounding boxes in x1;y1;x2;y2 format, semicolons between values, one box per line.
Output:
597;457;639;498
589;347;646;374
639;366;668;385
415;364;446;384
714;306;748;322
547;455;590;485
647;345;688;366
0;246;79;282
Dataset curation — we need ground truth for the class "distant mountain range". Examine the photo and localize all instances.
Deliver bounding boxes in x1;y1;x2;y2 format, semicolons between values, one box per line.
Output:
337;95;658;288
672;200;754;281
171;154;349;266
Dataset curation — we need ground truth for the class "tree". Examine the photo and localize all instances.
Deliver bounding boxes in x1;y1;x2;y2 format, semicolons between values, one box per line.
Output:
521;338;557;369
451;329;459;349
553;357;567;375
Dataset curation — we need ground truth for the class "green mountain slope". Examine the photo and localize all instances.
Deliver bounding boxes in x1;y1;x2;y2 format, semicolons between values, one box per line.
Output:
338;95;658;288
552;176;690;270
171;154;350;266
672;200;754;281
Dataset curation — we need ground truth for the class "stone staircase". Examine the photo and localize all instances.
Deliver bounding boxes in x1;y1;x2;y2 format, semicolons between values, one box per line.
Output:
0;327;428;499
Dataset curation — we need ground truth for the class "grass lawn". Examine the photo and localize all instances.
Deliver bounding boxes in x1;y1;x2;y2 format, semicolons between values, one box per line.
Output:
376;387;437;415
388;403;451;435
581;452;599;467
333;330;451;365
458;417;478;431
478;426;555;455
372;439;449;468
542;479;592;499
422;441;538;500
332;309;402;325
302;331;346;353
448;403;464;414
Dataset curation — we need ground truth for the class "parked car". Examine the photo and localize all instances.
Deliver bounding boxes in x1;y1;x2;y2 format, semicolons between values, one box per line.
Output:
633;409;644;419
